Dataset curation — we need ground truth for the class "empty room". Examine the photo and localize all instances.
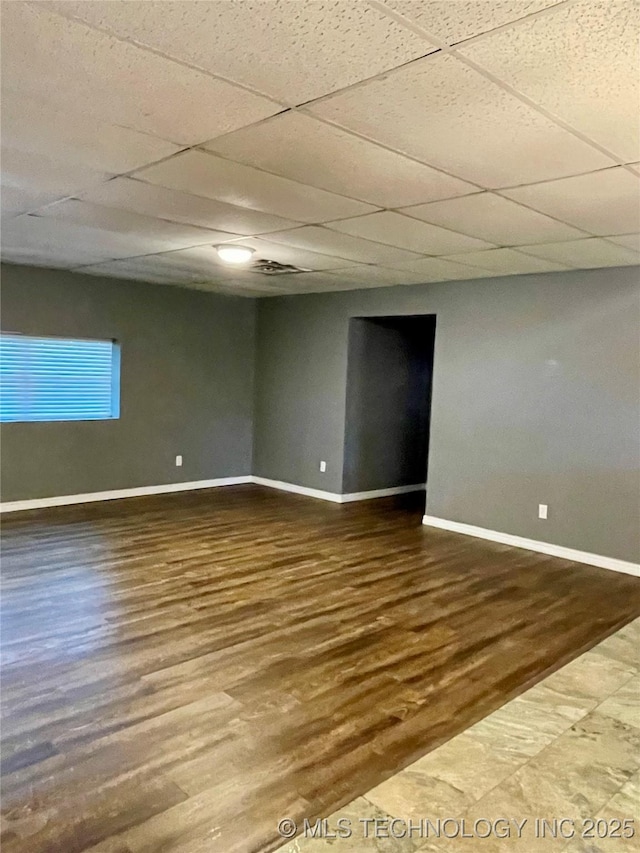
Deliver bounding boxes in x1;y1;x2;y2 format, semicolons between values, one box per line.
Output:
1;1;639;852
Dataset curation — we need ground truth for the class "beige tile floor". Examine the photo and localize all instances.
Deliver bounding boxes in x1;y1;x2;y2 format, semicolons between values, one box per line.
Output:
276;618;640;853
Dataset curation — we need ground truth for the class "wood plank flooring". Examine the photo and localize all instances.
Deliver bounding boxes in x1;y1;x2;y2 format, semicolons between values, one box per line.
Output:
1;485;639;853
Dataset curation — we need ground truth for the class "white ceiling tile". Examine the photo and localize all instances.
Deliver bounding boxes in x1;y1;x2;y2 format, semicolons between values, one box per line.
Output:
460;2;640;162
382;256;496;280
327;211;494;255
1;247;110;269
275;270;364;293
325;265;435;286
1;148;110;211
446;247;571;274
316;263;493;288
89;246;242;281
75;258;282;296
2;3;279;146
79;178;301;236
76;260;212;286
175;281;274;297
135;150;376;223
500;168;640;235
606;234;640;252
309;53;614;187
110;246;302;292
76;249;275;283
33;200;235;249
1;185;67;220
45;0;436;104
381;0;563;45
93;237;350;283
1;215;179;264
518;238;640;269
209;281;291;297
3;0;635;295
1;92;180;176
203;112;477;207
207;270;294;291
217;237;358;271
263;226;424;265
277;270;406;294
402;192;587;246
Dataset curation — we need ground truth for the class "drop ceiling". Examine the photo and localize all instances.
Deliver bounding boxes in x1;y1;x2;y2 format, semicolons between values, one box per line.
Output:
1;0;638;298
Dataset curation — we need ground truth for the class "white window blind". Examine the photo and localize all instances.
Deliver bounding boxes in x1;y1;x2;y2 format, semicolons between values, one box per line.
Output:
0;334;120;423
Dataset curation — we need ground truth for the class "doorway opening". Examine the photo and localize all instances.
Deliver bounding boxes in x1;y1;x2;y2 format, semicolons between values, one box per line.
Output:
343;315;436;508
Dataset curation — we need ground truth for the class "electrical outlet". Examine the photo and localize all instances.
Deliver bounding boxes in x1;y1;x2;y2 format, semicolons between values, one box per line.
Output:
319;460;327;473
175;455;183;467
538;504;548;520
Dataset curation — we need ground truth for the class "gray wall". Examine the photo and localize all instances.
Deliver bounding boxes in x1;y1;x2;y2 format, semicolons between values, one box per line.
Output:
1;264;255;500
343;316;435;493
254;266;640;563
3;262;639;563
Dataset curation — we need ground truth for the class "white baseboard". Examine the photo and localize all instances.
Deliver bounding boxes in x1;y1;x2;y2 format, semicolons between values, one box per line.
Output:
250;476;343;503
0;476;252;513
340;484;426;503
251;477;425;504
0;476;425;513
422;515;640;577
3;482;635;577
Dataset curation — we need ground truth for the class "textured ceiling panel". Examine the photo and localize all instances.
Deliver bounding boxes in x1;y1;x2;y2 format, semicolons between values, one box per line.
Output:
501;168;640;236
203;112;477;208
309;54;614;187
279;270;377;293
518;238;640;269
323;265;437;286
461;1;640;162
1;148;111;217
33;200;235;249
382;256;496;280
2;215;182;263
80;178;301;236
1;92;180;176
402;192;587;245
284;271;416;294
1;3;279;146
136;150;376;223
76;256;221;286
446;247;571;274
44;0;435;104
93;246;226;278
1;245;112;270
263;226;424;265
75;257;287;295
1;185;66;221
606;234;640;252
1;0;638;293
380;0;563;45
97;245;287;284
219;237;359;271
1;186;60;220
326;211;494;254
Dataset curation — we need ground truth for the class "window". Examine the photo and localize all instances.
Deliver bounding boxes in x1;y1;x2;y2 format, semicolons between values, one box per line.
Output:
0;334;120;423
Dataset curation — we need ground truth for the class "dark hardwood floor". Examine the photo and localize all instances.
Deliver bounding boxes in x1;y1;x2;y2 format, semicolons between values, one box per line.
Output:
1;485;639;853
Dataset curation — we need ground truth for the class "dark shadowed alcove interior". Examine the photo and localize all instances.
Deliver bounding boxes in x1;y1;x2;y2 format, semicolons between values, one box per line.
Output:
343;314;436;495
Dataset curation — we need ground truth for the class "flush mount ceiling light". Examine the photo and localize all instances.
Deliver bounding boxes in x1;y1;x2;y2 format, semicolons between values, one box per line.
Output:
215;245;255;264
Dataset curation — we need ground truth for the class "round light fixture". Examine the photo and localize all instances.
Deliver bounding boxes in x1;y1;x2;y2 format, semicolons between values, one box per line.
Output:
215;245;255;264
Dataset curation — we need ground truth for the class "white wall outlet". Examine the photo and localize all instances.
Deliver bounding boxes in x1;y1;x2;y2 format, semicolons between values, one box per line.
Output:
175;455;183;467
538;504;548;520
320;460;327;473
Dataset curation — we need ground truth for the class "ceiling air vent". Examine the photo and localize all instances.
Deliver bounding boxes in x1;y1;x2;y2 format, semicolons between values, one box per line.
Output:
250;258;311;275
